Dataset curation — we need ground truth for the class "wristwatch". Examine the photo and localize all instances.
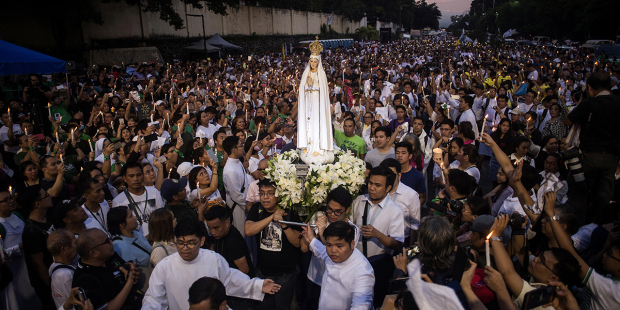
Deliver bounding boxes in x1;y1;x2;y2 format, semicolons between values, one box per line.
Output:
491;236;502;243
549;214;560;221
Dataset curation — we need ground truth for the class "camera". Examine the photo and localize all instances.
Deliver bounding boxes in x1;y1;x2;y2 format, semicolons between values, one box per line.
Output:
500;212;526;230
561;147;585;182
427;198;465;224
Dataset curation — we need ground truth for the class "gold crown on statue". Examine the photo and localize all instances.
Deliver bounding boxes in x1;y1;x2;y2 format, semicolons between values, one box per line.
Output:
309;36;323;56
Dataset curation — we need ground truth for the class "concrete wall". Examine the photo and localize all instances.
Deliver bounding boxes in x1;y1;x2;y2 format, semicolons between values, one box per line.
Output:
82;2;360;44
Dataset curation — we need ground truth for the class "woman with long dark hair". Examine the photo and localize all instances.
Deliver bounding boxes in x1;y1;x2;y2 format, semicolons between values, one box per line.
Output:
488;118;515;184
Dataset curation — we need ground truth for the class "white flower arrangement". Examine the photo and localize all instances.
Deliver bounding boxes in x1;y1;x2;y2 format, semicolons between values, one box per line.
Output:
263;151;304;209
264;149;366;220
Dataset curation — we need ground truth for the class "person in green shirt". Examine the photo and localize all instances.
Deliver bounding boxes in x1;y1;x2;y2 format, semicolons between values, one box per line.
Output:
50;94;73;125
13;134;40;167
334;118;367;160
61;136;87;184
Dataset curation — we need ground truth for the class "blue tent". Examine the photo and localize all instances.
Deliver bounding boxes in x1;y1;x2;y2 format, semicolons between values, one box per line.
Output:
0;40;66;75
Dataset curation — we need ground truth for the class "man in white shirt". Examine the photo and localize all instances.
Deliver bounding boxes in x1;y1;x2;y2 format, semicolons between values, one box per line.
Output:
402;82;417;108
111;162;165;237
349;166;404;308
47;229;77;309
542;192;620;310
302;221;375;310
456;95;479;139
80;178;110;235
411;117;433;167
517;90;537;115
143;217;280;310
380;159;420;245
300;187;361;310
471;84;486;122
0;110;22;168
222;135;252;237
526;63;539;81
349;166;404;258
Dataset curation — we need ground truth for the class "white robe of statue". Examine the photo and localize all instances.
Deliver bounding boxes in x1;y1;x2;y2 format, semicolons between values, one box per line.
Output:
297;54;334;165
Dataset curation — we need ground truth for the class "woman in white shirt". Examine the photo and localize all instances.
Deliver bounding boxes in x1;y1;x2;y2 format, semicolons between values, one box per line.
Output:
187;164;220;203
148;208;177;267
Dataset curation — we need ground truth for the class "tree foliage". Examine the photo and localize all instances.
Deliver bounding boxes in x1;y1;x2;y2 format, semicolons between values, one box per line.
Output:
448;0;620;41
354;26;380;41
106;0;240;30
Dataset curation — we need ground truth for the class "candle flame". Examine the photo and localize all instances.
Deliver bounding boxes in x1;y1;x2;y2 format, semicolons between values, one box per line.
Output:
487;231;494;240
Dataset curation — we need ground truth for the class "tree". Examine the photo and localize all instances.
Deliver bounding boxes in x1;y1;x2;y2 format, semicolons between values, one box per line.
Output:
106;0;240;30
355;26;379;41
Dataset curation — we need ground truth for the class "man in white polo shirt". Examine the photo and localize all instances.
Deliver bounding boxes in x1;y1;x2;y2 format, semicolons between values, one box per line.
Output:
349;165;404;308
302;221;375;310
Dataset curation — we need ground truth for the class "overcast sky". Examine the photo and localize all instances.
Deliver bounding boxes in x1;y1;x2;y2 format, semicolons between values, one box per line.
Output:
435;0;471;27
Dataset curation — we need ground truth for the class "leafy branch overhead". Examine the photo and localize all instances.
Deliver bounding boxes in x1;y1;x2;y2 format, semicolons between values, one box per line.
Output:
104;0;240;30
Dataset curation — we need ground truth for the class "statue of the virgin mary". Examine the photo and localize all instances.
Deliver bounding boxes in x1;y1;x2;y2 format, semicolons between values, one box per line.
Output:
297;37;334;165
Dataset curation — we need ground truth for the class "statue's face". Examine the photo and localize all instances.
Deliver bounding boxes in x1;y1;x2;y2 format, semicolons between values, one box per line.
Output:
309;58;319;69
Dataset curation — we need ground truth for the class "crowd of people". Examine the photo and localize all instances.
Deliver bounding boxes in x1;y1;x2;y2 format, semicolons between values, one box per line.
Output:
0;36;619;310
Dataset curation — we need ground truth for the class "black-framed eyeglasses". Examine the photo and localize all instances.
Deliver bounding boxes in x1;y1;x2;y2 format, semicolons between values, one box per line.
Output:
176;239;201;249
0;195;15;204
90;237;111;252
606;247;620;263
36;191;51;201
325;206;345;216
539;251;559;278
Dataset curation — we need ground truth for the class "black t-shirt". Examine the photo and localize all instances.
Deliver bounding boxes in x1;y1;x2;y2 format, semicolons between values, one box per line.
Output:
40;177;71;207
211;225;256;278
22;218;55;286
246;203;301;276
568;94;620;153
72;253;133;310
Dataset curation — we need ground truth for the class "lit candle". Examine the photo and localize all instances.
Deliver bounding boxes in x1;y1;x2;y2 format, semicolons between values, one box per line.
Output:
480;114;488;141
150;114;154;123
255;123;261;141
197;182;201;200
60;154;64;162
48;103;52;117
89;139;93;152
71;129;75;143
56;132;60;144
168;168;172;178
486;231;494;266
187;100;190;114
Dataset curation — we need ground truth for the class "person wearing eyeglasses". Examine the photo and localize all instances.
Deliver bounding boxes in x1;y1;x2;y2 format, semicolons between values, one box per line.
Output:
20;185;57;309
143;217;280;310
72;228;141;310
488;213;582;310
245;179;302;310
0;183;40;309
299;186;361;310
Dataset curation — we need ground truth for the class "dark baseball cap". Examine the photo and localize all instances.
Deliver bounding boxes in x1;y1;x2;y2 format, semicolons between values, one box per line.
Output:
471;215;495;236
160;177;188;202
